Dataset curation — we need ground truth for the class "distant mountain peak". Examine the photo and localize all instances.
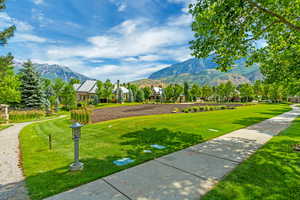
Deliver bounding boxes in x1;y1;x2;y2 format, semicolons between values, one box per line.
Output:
14;62;92;82
148;57;262;85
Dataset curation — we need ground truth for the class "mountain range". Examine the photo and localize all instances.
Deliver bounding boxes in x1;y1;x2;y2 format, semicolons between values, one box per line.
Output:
14;62;92;82
147;57;263;85
13;56;263;85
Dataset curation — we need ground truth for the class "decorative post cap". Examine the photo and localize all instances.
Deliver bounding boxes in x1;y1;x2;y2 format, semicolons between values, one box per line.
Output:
70;122;84;129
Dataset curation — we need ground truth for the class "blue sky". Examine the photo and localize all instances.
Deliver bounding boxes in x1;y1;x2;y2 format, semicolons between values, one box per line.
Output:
0;0;194;82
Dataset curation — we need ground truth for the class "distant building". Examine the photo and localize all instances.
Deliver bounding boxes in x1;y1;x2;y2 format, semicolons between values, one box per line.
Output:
73;80;97;101
73;80;129;102
150;86;163;100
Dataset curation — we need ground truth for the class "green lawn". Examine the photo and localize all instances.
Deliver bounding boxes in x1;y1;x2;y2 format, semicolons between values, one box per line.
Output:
0;124;11;131
201;116;300;200
19;104;290;200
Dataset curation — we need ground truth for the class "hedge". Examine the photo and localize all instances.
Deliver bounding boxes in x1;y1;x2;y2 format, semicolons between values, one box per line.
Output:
70;108;92;124
9;110;45;122
181;105;234;113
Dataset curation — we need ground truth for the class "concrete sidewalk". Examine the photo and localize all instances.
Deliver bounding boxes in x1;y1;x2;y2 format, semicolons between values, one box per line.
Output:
45;105;300;200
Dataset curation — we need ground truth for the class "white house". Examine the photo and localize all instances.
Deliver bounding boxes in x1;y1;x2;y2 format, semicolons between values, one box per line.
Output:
73;80;129;102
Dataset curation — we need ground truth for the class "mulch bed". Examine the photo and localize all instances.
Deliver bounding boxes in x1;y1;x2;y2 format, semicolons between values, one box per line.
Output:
91;103;243;123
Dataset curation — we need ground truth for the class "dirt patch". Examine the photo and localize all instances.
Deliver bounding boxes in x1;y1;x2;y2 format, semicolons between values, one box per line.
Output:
92;103;243;123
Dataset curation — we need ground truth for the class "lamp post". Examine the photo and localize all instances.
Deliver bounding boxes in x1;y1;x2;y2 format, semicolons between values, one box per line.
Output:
70;122;84;171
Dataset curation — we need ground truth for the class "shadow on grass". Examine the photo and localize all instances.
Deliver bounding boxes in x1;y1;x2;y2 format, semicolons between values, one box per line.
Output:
23;128;203;200
120;128;203;156
232;107;291;127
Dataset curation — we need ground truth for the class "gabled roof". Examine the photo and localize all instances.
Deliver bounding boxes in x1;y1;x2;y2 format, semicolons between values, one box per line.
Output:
152;87;163;94
77;80;97;93
114;86;129;94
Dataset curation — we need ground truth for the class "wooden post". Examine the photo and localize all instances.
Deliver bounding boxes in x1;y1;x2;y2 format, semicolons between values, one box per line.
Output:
49;134;52;150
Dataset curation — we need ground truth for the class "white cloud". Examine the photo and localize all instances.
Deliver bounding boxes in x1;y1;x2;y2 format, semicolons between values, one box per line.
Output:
110;0;127;12
84;63;168;82
0;12;46;43
0;13;33;31
118;3;127;11
47;18;192;60
31;8;54;27
138;55;162;62
168;0;196;13
167;13;193;26
32;0;44;5
13;34;47;43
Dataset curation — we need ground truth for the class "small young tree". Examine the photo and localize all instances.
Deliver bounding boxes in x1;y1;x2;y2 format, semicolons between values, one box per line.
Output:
143;86;152;101
103;79;113;103
128;84;138;100
52;78;65;103
19;60;45;109
135;89;145;102
96;80;104;103
0;54;20;105
224;81;235;102
60;83;76;110
239;83;254;102
190;84;200;102
173;84;183;102
42;78;55;109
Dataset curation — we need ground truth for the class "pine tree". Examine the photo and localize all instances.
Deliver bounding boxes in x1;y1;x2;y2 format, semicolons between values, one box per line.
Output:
183;82;190;102
20;60;45;109
117;88;124;103
0;1;16;46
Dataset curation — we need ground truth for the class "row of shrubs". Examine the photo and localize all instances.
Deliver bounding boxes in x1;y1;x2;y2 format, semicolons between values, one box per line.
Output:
179;105;235;113
9;110;45;122
70;108;92;124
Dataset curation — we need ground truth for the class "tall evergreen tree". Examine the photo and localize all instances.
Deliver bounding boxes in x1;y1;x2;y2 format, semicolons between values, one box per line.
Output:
117;88;124;103
128;89;134;102
183;82;190;102
19;60;45;108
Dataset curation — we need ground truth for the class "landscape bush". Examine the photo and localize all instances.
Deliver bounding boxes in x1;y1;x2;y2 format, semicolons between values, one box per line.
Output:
0;116;5;124
181;105;235;113
70;108;92;124
172;107;180;113
9;110;45;122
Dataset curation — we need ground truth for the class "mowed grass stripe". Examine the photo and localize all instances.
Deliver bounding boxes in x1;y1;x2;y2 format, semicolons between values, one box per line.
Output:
19;104;290;200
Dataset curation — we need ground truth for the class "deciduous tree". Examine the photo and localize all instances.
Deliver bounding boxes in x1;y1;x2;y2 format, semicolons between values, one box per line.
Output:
189;0;300;82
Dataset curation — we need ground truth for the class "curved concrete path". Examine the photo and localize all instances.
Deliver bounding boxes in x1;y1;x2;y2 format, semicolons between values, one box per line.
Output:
45;105;300;200
0;116;66;200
